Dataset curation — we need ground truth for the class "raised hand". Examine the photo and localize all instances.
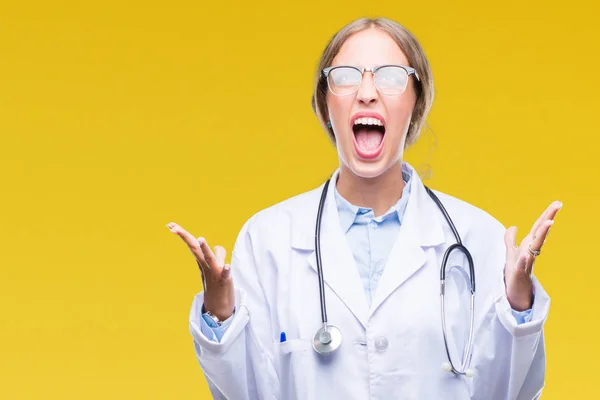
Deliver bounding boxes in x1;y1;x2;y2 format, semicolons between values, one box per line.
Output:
503;201;562;311
167;222;235;320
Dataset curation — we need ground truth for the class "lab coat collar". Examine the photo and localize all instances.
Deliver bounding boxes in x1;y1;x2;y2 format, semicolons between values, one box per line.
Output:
368;166;446;316
290;163;446;327
333;164;413;234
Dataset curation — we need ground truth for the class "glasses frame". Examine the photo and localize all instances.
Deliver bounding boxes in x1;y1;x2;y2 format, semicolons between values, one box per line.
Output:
321;64;420;97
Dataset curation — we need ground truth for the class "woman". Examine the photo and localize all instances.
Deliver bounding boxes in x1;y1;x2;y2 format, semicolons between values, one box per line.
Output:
167;17;561;400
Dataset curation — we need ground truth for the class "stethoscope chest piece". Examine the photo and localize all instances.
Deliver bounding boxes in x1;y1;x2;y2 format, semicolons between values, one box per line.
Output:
312;325;342;354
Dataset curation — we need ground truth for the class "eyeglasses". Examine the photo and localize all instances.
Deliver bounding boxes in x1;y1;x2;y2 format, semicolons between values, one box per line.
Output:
321;64;420;96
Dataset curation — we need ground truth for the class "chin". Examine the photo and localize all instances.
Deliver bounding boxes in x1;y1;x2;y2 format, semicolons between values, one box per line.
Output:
342;154;398;180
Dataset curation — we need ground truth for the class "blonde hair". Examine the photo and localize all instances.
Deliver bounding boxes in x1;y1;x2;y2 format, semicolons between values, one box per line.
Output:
311;17;435;148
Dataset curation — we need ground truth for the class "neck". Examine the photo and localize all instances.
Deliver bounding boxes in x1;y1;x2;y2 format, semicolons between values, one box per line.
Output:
336;162;405;217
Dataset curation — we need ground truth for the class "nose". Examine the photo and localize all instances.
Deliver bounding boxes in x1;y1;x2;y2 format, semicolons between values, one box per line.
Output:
356;71;378;105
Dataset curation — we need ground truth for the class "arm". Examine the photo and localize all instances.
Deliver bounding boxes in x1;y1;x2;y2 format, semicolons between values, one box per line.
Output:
188;218;279;400
469;206;558;400
470;268;550;400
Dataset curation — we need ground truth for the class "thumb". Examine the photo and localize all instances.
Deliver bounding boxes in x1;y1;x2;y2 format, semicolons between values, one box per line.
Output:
214;245;226;267
504;226;518;258
221;263;231;280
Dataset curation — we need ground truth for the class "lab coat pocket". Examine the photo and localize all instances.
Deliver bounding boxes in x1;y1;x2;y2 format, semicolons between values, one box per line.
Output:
274;338;312;399
277;338;312;354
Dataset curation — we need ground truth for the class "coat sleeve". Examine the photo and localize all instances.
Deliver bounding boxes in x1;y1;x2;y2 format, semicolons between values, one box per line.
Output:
469;220;550;400
188;217;279;400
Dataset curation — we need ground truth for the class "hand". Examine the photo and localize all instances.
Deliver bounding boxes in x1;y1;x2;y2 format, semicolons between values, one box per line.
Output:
167;222;235;320
504;201;563;311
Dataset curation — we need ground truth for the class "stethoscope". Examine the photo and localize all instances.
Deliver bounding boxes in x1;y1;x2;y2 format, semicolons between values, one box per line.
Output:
312;179;476;378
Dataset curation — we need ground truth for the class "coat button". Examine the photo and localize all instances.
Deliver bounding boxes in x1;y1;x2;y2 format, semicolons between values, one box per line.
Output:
374;336;388;352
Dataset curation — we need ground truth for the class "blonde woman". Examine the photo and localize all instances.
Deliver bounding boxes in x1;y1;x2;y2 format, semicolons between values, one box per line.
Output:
168;17;560;400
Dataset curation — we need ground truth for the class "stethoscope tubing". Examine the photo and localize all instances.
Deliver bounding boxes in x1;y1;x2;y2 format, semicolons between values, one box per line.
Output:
313;179;476;376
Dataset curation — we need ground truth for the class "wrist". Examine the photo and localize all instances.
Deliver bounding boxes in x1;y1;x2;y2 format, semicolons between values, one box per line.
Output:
203;285;235;321
506;278;533;311
508;296;532;312
202;305;234;319
202;297;235;321
202;306;235;325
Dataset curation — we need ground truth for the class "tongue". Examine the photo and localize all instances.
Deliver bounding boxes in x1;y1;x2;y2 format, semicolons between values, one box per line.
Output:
355;129;384;151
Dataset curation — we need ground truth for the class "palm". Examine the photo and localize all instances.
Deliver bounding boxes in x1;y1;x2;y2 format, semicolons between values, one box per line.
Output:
167;222;235;320
503;201;562;311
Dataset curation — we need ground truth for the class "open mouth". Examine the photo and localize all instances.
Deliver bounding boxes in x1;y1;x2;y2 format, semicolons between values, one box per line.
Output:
352;117;386;158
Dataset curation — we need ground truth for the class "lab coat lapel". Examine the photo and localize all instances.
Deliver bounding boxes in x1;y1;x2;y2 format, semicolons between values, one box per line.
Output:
304;172;369;329
369;172;446;316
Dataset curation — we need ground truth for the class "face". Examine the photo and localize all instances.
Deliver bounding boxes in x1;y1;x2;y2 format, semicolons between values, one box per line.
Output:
326;28;417;179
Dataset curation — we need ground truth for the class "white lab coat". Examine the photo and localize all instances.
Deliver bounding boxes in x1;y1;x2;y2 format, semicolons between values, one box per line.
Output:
189;166;550;400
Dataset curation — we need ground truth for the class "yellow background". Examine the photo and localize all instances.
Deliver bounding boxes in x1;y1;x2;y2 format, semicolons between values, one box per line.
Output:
1;0;598;398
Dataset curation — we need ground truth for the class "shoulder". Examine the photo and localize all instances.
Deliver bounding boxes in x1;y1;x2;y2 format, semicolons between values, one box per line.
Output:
232;183;323;251
425;187;509;286
249;185;322;230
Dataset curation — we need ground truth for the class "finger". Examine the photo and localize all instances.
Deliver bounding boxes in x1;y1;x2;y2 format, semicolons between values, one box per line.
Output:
504;226;519;260
221;263;231;280
166;222;206;261
198;237;222;275
545;201;563;222
195;236;209;270
166;222;196;246
214;245;226;267
529;201;563;236
529;205;551;236
531;219;554;252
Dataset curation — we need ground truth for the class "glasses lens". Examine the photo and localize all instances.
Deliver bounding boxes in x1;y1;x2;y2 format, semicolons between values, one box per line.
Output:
374;66;409;95
328;67;362;95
